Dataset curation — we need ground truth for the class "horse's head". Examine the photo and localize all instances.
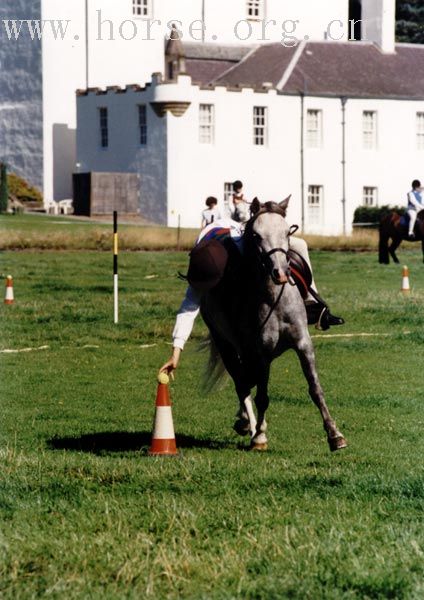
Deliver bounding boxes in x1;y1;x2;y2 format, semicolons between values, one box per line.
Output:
245;196;293;285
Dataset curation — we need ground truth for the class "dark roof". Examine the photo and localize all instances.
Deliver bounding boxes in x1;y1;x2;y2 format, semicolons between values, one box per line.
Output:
185;59;237;85
183;40;424;99
214;43;297;87
183;42;253;61
183;42;254;85
284;42;424;99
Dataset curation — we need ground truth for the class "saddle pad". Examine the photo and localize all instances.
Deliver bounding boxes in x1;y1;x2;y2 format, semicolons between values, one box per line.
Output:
400;214;409;228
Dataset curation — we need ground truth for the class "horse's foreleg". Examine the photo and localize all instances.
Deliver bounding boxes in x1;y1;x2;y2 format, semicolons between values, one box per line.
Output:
251;363;270;451
295;339;347;452
421;240;424;263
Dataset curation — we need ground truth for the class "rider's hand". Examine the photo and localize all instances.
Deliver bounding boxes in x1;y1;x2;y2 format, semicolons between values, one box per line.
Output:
158;347;181;380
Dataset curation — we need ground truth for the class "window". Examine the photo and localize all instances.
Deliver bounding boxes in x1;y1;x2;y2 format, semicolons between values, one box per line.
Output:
417;112;424;150
363;111;377;149
363;186;378;206
132;0;152;18
138;105;147;145
99;107;108;148
306;109;322;148
199;104;214;144
307;185;323;226
247;0;264;19
223;182;233;217
253;106;267;146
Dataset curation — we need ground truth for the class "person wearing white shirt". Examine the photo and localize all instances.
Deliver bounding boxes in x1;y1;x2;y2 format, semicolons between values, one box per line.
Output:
201;196;221;228
407;179;423;239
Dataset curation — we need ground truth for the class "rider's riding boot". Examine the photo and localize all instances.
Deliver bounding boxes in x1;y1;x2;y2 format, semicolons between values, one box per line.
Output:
316;307;345;331
306;301;345;331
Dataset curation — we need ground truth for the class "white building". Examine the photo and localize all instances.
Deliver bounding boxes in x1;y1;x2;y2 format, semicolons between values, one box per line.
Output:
0;0;347;205
75;0;424;234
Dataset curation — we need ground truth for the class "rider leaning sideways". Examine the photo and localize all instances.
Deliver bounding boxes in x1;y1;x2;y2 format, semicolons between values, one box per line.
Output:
407;179;423;240
159;201;344;378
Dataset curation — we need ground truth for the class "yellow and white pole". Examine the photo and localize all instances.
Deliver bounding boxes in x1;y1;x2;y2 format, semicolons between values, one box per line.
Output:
113;211;118;323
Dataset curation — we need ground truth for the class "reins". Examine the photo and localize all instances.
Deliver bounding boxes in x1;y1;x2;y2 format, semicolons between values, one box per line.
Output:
256;235;298;332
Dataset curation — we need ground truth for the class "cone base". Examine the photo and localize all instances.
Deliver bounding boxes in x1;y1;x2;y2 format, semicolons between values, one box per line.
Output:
149;439;178;456
4;300;14;305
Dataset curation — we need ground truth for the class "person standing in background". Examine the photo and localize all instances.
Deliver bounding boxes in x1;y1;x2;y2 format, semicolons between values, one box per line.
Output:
201;196;221;228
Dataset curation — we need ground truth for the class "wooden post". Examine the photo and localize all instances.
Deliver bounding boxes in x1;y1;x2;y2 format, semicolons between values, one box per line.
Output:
113;211;118;324
177;214;181;251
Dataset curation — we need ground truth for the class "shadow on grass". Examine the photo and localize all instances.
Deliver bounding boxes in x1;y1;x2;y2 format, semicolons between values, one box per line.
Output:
47;431;236;454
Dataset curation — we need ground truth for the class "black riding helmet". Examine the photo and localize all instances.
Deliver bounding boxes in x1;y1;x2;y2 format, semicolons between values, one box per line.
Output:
187;239;229;291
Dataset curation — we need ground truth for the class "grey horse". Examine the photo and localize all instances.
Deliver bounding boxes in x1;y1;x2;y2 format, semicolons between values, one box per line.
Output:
201;198;347;452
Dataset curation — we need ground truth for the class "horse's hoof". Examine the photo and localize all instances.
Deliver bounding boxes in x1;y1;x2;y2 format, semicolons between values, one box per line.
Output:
233;419;250;437
250;442;268;451
328;435;347;452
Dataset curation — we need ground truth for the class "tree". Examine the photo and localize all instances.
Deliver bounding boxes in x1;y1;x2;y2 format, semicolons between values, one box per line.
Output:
0;163;8;214
396;0;424;44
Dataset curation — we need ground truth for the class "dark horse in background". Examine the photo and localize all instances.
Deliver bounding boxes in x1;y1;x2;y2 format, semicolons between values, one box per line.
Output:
379;209;424;264
201;198;347;453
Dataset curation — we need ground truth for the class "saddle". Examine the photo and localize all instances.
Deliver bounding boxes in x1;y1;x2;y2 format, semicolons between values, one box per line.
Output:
287;249;313;299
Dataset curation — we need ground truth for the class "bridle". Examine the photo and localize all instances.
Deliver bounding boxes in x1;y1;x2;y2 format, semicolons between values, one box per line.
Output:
250;218;299;331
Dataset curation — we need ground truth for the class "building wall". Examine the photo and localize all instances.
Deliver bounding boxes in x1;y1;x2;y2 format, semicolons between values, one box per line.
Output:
76;81;168;223
0;0;43;190
41;0;87;202
77;75;424;234
42;0;349;202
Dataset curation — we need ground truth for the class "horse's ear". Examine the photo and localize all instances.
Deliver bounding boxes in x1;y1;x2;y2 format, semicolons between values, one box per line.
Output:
250;197;261;216
279;194;291;215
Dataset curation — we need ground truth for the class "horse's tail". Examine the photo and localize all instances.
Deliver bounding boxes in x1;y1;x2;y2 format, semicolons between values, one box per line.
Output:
200;336;229;394
378;215;391;264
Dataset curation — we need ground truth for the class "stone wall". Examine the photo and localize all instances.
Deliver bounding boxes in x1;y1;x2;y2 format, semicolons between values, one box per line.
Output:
0;0;43;191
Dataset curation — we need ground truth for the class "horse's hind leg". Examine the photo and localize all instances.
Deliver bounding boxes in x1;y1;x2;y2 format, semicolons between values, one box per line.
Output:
389;237;401;264
295;338;347;452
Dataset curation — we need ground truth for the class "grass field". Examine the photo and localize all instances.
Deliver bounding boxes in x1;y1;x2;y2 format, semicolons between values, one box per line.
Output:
0;213;379;252
2;244;424;599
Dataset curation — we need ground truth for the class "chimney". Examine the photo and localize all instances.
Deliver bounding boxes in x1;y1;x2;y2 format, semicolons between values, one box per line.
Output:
361;0;396;53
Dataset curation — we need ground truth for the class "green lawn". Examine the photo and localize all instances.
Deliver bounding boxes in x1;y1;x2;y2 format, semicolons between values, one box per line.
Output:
1;249;424;599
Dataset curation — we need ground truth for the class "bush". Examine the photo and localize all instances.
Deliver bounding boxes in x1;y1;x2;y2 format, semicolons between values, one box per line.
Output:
7;172;43;203
353;204;405;225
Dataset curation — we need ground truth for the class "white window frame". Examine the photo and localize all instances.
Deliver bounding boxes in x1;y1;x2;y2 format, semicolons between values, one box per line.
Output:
253;106;267;146
306;109;322;148
199;104;215;144
363;110;377;150
247;0;264;20
138;104;147;146
363;186;378;206
132;0;152;18
99;107;108;149
307;185;323;226
417;112;424;150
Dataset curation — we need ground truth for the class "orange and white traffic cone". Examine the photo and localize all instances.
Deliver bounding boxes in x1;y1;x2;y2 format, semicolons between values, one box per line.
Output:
401;265;410;294
4;275;14;305
149;374;178;456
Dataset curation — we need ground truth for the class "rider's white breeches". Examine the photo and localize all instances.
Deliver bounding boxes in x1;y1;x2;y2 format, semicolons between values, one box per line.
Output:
408;209;417;235
290;237;318;300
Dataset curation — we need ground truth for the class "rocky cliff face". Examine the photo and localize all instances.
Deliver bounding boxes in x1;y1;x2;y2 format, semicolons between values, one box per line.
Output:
0;0;43;191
